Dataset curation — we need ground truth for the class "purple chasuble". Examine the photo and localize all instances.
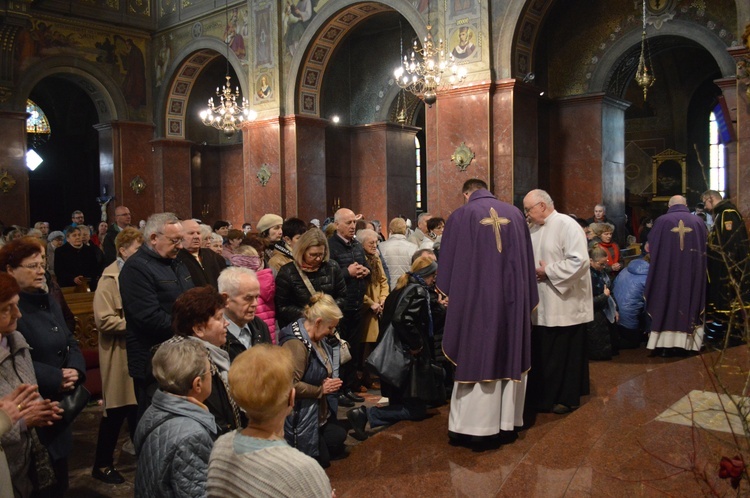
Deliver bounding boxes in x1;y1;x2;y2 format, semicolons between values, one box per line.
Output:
644;204;707;334
436;189;538;382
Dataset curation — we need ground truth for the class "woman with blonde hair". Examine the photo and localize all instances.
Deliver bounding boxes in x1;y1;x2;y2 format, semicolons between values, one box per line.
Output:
274;228;346;329
347;256;443;440
207;345;332;497
277;293;348;468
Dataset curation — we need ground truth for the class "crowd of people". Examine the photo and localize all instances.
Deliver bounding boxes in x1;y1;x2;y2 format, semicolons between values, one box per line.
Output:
0;183;746;496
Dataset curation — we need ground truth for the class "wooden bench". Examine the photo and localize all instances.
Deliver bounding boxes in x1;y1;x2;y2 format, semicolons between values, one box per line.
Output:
60;287;101;397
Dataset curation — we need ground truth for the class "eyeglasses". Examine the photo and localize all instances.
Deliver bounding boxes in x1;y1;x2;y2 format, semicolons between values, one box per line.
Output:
157;232;183;246
524;202;543;214
19;262;45;271
200;363;218;378
307;252;325;260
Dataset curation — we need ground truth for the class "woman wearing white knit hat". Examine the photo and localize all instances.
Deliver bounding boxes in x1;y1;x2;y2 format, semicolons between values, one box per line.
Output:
256;214;283;264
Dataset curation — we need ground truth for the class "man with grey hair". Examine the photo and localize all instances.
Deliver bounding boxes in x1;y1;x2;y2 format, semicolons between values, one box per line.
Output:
408;212;432;246
217;266;271;361
103;205;132;266
379;217;418;289
524;189;593;414
120;212;194;419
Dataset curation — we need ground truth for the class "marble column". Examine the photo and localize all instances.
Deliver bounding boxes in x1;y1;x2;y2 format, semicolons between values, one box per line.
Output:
727;46;750;218
244;117;283;225
548;93;629;226
279;115;327;221
348;122;419;227
95;121;154;222
151;138;192;219
0;111;29;225
425;83;492;217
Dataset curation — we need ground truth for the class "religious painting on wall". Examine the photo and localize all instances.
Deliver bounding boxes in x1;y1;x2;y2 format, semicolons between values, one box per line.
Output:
410;0;429;15
451;0;477;18
652;149;686;201
17;19;149;116
254;4;273;67
255;73;273;103
154;34;172;87
283;0;331;56
225;8;246;59
449;25;478;61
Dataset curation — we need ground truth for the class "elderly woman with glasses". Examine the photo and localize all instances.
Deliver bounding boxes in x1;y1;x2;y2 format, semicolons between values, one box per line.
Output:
0;238;86;497
170;286;243;435
135;339;217;498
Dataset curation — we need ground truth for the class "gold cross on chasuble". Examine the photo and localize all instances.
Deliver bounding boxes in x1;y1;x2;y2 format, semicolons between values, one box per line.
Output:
670;219;693;251
480;207;510;253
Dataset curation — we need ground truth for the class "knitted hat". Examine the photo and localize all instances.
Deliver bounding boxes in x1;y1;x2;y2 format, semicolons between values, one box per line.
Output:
310;218;320;228
256;214;283;234
47;231;64;242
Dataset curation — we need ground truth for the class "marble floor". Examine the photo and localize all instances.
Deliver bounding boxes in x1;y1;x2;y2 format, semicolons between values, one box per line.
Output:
67;347;749;497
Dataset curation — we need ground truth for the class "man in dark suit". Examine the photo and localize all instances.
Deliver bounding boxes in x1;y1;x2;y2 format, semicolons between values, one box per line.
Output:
176;219;227;288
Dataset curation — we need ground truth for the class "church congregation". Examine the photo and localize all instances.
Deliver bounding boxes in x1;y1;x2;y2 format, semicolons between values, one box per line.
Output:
1;180;747;496
2;1;750;495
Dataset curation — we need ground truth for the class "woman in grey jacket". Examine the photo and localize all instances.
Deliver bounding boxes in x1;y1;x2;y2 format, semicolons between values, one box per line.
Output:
134;339;218;498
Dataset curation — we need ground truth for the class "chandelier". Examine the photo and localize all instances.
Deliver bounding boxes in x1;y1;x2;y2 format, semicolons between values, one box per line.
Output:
199;0;256;137
393;22;467;106
634;0;655;101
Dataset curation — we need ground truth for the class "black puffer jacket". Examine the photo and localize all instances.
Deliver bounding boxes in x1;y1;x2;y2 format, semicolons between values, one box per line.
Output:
275;260;347;328
327;235;370;311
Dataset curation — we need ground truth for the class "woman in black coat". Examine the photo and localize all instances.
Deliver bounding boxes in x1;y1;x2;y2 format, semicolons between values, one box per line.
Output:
346;256;443;441
0;238;87;497
275;228;347;329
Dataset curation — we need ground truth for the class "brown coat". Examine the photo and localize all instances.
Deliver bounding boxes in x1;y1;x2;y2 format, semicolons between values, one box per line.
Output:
93;262;137;409
362;255;389;342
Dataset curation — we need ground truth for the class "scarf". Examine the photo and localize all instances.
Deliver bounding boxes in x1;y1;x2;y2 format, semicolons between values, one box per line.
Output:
365;252;382;283
230;254;262;271
598;241;620;267
273;242;293;259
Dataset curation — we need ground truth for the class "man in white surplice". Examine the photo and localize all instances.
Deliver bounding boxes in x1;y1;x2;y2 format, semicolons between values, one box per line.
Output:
524;189;593;415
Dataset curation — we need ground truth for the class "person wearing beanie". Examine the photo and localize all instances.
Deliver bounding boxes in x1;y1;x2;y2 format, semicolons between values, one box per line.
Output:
256;214;283;264
46;231;65;276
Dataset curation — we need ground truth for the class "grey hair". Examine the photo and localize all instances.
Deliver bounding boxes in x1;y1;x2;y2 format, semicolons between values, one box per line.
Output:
356;228;378;243
595;203;606;211
152;338;208;396
417;212;432;223
668;195;687;207
218;266;258;297
528;189;554;208
143;212;179;239
198;224;212;239
333;208;353;223
210;233;223;244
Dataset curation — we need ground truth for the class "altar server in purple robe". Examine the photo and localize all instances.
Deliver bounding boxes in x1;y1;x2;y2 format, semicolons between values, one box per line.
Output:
437;179;538;444
644;195;707;354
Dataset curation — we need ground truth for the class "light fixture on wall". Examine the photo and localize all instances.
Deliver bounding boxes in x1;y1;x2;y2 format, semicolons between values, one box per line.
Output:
635;0;656;101
199;0;256;137
393;17;466;107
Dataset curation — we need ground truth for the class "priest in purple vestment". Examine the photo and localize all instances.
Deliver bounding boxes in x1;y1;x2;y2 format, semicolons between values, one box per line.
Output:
644;195;707;353
437;179;538;443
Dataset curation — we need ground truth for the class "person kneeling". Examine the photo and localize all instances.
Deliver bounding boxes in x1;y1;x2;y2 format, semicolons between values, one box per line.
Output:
208;344;333;497
134;339;218;498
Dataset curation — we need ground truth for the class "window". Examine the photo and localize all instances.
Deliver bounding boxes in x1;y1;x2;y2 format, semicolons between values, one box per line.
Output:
709;110;726;198
26;100;51;135
415;136;422;210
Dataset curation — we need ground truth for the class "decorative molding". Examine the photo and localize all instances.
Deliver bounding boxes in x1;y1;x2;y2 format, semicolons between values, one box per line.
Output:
130;175;146;194
451;142;475;172
0;169;17;193
257;164;271;186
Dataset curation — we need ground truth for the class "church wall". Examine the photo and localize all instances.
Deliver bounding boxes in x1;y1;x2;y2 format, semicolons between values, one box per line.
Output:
150;138;192;219
217;143;244;226
548;94;604;217
325;125;351;220
0;112;30;225
385;125;420;224
245;118;284;223
350;124;388;222
426;84;492;218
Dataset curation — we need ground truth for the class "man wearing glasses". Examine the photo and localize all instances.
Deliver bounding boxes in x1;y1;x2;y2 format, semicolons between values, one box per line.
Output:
523;189;593;416
119;212;194;420
103;205;133;266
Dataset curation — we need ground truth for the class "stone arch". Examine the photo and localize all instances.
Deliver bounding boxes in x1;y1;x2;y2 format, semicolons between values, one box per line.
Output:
590;20;737;97
13;56;127;123
155;38;249;139
284;0;429;117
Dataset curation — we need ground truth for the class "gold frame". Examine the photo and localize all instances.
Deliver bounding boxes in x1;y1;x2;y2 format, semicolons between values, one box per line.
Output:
652;148;686;201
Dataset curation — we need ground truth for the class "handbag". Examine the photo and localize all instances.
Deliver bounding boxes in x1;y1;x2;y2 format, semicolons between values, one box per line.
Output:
58;384;91;426
295;263;352;364
365;323;410;388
